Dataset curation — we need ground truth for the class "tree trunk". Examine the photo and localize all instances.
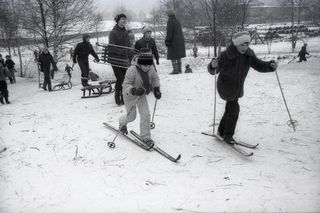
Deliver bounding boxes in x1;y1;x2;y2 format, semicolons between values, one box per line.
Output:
17;46;23;77
38;0;49;47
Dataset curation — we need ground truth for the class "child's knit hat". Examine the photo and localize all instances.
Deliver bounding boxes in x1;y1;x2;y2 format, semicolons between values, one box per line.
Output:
232;31;251;46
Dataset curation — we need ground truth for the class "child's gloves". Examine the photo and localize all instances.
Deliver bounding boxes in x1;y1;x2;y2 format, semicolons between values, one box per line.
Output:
131;87;145;96
153;87;161;99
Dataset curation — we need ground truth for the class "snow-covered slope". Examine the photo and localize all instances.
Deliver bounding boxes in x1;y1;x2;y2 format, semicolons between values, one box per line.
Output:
0;41;320;212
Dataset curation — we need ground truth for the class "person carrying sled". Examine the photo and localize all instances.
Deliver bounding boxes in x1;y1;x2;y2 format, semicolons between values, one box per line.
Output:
118;52;161;147
109;13;132;105
0;62;11;104
38;47;57;91
298;43;309;62
207;31;278;143
73;34;99;87
134;26;160;65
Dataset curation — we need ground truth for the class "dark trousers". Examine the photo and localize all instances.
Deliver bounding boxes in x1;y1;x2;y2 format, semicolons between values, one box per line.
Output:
8;69;16;83
78;59;90;86
112;66;127;105
218;99;240;138
43;71;52;90
0;80;9;101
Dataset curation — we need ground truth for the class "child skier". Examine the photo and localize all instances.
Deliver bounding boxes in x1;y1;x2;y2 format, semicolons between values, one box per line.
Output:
0;62;11;104
119;52;161;147
207;31;278;143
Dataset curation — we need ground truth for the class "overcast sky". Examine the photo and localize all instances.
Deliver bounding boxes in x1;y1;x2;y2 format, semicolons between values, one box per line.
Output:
94;0;160;18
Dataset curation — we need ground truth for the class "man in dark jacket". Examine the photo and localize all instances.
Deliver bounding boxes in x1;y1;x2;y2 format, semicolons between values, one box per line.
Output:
135;26;160;65
109;13;131;105
165;9;186;74
207;31;278;143
73;34;99;87
0;62;10;104
5;55;16;83
38;47;57;91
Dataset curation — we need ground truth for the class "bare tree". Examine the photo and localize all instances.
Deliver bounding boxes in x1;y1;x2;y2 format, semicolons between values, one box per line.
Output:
19;0;100;61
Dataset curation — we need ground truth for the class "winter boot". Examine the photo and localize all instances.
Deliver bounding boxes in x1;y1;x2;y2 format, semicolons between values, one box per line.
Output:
119;125;128;134
0;96;4;104
5;97;10;104
81;78;90;87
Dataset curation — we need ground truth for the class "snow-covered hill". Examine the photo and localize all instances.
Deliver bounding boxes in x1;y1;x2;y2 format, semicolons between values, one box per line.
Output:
0;39;320;212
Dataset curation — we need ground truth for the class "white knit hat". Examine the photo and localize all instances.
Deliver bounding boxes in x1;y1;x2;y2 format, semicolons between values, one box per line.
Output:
142;25;152;34
232;31;251;46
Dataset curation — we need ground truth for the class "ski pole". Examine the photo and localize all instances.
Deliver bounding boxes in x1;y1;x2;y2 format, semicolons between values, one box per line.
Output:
150;63;159;129
274;69;296;131
150;99;158;129
107;96;142;148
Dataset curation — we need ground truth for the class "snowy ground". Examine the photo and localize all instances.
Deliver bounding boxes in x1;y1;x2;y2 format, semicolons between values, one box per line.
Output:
1;38;320;212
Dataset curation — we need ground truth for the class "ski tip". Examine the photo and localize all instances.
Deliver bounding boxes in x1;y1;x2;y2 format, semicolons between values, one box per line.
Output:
174;154;182;162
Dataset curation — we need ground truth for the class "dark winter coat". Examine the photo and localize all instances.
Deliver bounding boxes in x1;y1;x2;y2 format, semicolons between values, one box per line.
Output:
0;58;4;66
108;24;131;59
0;66;10;81
134;37;159;63
165;15;186;60
207;44;275;101
5;59;15;69
73;38;99;64
38;52;56;73
298;46;309;61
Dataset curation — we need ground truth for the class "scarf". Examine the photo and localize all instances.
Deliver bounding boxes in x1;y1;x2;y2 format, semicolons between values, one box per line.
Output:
136;65;150;94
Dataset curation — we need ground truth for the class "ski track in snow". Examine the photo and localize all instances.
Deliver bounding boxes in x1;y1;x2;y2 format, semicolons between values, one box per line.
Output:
0;39;320;212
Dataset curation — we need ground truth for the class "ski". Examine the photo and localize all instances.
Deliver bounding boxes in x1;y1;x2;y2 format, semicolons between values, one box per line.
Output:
201;132;253;157
103;122;150;151
130;130;181;163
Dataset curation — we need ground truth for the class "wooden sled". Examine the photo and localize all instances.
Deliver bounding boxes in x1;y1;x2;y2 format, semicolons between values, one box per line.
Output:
80;80;116;98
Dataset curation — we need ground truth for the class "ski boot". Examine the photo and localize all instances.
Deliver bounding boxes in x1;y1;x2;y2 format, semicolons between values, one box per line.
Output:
142;138;154;149
119;125;128;135
223;135;235;144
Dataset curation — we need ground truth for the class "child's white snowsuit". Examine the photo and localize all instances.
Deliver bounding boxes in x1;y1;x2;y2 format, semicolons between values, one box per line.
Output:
119;64;160;140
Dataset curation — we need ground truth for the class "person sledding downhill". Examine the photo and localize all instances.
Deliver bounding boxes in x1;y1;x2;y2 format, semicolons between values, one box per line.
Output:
207;31;278;144
118;52;161;147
